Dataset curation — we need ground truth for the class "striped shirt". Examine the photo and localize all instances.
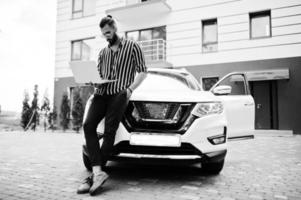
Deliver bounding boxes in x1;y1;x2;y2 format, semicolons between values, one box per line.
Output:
94;38;147;95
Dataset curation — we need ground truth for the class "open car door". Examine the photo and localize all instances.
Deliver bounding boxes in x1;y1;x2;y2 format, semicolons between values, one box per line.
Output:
210;72;255;140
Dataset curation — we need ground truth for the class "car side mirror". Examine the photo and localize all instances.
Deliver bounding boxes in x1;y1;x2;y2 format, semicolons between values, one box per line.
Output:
212;85;232;95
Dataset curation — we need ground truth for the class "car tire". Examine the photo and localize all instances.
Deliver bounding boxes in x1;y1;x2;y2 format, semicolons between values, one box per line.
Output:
82;152;92;171
201;159;224;174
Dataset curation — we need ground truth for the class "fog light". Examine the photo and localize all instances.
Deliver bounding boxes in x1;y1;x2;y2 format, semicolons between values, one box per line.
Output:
208;135;226;145
212;137;225;144
208;127;227;145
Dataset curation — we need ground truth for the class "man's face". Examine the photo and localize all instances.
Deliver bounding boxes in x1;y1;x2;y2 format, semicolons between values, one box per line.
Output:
101;24;117;45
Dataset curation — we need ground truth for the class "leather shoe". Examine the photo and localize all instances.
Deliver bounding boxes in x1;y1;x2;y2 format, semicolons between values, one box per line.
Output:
77;175;93;194
89;171;109;196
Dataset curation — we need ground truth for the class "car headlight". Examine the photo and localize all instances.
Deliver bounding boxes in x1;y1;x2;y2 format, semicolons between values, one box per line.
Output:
192;102;223;118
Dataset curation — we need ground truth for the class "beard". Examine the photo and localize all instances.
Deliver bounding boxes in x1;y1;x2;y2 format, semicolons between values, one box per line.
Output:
107;33;118;45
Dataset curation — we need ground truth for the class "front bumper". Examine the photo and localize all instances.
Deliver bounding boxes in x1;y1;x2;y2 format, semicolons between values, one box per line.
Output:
83;141;227;164
87;111;228;163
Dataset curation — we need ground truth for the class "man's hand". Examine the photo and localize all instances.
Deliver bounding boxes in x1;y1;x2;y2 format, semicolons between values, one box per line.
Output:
85;82;98;87
128;72;147;90
125;72;147;99
126;88;132;99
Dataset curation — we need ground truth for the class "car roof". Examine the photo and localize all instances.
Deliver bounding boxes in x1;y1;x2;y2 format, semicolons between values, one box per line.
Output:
147;68;190;76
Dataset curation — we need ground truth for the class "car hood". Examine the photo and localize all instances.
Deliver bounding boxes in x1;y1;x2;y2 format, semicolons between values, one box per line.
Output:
130;89;218;102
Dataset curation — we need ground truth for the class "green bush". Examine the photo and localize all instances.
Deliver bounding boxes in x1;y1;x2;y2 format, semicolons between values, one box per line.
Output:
48;105;58;131
20;91;31;130
71;88;84;133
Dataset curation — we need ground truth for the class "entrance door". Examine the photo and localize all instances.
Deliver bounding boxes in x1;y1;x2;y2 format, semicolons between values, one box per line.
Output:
250;81;278;129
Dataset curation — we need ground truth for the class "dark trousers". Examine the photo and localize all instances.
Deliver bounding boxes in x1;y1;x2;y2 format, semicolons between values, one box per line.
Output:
83;89;129;167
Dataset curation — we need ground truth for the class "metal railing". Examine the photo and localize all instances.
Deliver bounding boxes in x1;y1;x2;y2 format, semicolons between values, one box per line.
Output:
137;39;166;62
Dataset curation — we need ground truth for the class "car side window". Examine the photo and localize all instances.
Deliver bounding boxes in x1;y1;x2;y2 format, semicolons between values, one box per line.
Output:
216;74;247;95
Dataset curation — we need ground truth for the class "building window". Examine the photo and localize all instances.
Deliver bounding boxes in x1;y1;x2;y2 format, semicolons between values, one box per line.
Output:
127;31;139;41
202;77;219;91
202;19;218;53
72;0;96;19
125;26;166;41
249;10;271;39
71;38;95;61
126;27;166;61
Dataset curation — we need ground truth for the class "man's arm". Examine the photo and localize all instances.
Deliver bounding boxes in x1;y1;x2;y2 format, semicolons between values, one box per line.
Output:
127;41;148;95
128;72;147;92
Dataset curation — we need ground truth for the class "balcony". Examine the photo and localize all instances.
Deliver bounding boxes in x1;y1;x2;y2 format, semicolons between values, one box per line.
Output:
106;0;171;31
137;39;172;68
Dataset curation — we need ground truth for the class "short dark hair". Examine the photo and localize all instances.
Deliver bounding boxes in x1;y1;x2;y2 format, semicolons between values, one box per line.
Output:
99;15;116;28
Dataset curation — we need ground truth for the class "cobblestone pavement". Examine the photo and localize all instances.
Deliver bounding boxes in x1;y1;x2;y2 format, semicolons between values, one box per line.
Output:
0;131;300;200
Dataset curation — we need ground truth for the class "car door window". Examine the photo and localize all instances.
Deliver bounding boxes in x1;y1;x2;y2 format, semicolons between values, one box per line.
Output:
216;74;247;95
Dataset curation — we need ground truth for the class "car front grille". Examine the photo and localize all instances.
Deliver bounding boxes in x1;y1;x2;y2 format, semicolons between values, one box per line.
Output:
122;101;196;134
112;141;202;156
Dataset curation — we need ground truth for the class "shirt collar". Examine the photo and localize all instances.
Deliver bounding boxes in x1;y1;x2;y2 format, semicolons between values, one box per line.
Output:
108;37;125;48
120;37;125;46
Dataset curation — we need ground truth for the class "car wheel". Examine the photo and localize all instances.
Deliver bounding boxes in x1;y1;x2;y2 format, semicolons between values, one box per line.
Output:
201;159;224;174
82;152;92;171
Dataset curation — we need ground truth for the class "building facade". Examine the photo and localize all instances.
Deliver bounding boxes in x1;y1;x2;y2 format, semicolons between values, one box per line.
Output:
55;0;301;133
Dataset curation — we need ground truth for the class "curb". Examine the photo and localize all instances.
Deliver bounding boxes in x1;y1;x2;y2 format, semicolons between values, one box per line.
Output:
254;130;293;137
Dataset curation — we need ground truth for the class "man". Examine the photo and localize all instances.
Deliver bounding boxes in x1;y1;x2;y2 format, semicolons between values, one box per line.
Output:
77;15;147;195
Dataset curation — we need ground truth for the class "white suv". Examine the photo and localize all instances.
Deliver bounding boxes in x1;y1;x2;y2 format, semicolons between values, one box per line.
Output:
82;68;255;174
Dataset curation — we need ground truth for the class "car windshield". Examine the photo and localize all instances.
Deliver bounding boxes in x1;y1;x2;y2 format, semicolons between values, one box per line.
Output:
138;71;202;91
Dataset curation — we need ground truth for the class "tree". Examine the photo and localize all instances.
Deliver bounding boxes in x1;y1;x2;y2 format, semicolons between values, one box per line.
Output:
20;90;31;130
30;84;39;131
60;92;70;131
71;88;84;133
48;105;57;131
41;89;51;132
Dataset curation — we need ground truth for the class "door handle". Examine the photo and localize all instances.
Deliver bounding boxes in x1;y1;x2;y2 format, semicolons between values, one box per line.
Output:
244;102;254;106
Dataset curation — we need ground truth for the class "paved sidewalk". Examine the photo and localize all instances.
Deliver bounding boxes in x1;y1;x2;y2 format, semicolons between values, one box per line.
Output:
0;131;300;200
